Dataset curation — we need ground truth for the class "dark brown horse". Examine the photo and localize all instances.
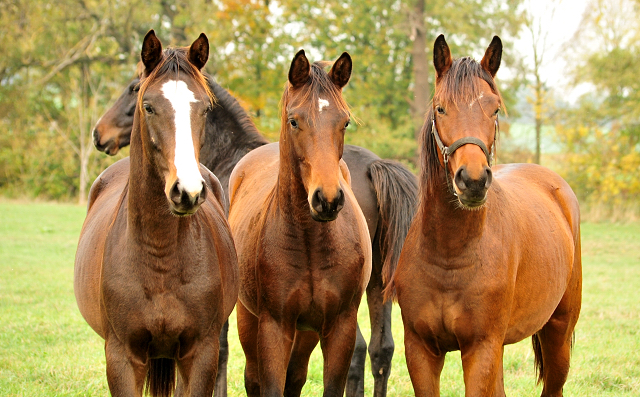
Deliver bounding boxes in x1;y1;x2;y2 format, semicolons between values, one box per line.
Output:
93;47;417;397
389;35;582;397
74;31;238;397
228;50;372;397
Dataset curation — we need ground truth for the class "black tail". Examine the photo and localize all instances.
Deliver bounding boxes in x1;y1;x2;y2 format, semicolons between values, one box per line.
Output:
145;358;176;397
532;333;544;385
368;159;418;302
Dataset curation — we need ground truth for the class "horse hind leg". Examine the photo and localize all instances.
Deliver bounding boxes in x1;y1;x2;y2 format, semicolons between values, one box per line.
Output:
346;323;367;397
365;250;394;397
214;319;230;397
237;301;261;397
534;251;582;397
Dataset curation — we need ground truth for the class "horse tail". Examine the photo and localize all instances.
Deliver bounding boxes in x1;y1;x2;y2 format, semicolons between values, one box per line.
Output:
368;159;418;302
532;333;544;385
145;358;176;397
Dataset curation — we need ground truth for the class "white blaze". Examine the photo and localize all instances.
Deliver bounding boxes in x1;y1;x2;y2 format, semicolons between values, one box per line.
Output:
161;80;204;195
319;98;330;112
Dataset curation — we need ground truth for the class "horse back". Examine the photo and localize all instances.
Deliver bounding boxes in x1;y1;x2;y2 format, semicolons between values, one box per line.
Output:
74;158;130;337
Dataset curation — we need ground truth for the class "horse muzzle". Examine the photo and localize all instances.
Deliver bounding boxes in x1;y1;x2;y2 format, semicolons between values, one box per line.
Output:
167;179;207;216
309;187;345;222
454;165;493;208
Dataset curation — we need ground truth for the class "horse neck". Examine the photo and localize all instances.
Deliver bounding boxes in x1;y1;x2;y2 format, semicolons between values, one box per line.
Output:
420;167;487;253
127;124;181;253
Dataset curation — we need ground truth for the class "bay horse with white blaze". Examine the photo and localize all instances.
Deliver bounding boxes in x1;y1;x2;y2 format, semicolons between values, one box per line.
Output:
93;45;418;397
228;50;372;397
389;35;582;396
74;31;238;397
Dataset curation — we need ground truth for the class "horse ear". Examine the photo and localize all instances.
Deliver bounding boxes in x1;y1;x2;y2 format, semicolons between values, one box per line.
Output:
288;49;311;88
141;30;163;75
481;36;502;77
188;33;209;70
433;34;453;78
329;52;352;89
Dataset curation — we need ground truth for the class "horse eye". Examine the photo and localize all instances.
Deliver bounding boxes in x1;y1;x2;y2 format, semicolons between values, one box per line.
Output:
494;107;500;116
204;104;212;115
436;106;445;115
130;85;139;93
344;120;350;129
289;119;298;128
143;104;154;114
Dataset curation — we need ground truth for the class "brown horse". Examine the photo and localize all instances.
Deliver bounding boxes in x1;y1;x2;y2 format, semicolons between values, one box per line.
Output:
93;49;417;397
74;31;238;397
389;35;582;397
228;50;372;397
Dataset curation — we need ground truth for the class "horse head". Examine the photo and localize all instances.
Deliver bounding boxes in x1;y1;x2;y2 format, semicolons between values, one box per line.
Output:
93;76;140;155
135;30;213;216
431;34;503;208
281;50;352;222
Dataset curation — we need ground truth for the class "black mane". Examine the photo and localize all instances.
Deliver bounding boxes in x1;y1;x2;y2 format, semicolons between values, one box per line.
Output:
200;73;269;208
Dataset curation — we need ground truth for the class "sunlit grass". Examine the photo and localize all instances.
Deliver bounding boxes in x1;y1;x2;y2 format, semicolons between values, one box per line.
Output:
0;200;638;395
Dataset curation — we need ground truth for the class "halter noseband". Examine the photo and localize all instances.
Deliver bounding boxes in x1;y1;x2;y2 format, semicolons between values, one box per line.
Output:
431;114;497;196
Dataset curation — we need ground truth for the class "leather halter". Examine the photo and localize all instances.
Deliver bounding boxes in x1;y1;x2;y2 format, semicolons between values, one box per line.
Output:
431;115;497;195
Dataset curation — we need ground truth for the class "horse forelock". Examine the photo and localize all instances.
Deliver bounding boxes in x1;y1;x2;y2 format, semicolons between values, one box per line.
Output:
433;57;502;110
280;61;351;128
137;47;214;115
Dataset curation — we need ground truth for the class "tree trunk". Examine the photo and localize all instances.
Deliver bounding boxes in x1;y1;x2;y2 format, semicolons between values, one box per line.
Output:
411;0;429;142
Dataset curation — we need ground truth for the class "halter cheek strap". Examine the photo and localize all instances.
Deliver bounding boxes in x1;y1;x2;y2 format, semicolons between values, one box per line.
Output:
431;116;497;195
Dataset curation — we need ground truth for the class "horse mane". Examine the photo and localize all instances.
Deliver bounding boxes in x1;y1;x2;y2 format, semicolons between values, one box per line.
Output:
420;57;503;195
137;47;213;112
280;60;351;127
207;77;267;148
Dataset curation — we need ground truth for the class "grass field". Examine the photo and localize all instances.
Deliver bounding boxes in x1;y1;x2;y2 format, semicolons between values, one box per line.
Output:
0;200;639;396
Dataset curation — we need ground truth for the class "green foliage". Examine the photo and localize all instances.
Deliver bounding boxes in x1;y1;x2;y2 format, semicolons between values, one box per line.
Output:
0;0;527;201
552;0;640;216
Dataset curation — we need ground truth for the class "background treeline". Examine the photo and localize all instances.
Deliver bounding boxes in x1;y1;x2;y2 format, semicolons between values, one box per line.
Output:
0;0;638;220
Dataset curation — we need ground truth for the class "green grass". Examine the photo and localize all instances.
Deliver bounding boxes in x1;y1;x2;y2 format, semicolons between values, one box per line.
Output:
0;200;639;396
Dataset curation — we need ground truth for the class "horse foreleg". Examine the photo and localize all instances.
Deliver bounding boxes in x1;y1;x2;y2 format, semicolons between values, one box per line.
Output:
104;334;147;397
284;330;320;397
214;319;229;397
256;312;296;397
346;324;366;397
320;309;359;397
460;338;504;397
237;301;261;397
366;261;394;397
177;334;220;397
403;326;445;397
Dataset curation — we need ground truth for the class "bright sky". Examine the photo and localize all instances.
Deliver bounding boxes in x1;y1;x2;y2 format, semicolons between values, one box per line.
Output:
516;0;589;101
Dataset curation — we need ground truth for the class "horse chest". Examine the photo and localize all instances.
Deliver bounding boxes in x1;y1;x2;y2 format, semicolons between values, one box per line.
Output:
253;222;366;318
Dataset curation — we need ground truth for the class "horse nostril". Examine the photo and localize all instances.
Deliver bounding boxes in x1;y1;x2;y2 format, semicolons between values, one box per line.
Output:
335;188;345;212
454;166;468;192
484;167;493;189
170;181;182;205
312;188;325;214
197;183;207;205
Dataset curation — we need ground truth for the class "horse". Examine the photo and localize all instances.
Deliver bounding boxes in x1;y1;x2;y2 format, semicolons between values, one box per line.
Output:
388;35;582;397
74;31;238;397
227;50;372;397
93;48;418;397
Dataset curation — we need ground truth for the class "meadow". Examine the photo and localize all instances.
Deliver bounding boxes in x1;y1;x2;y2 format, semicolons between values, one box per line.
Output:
0;200;639;396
